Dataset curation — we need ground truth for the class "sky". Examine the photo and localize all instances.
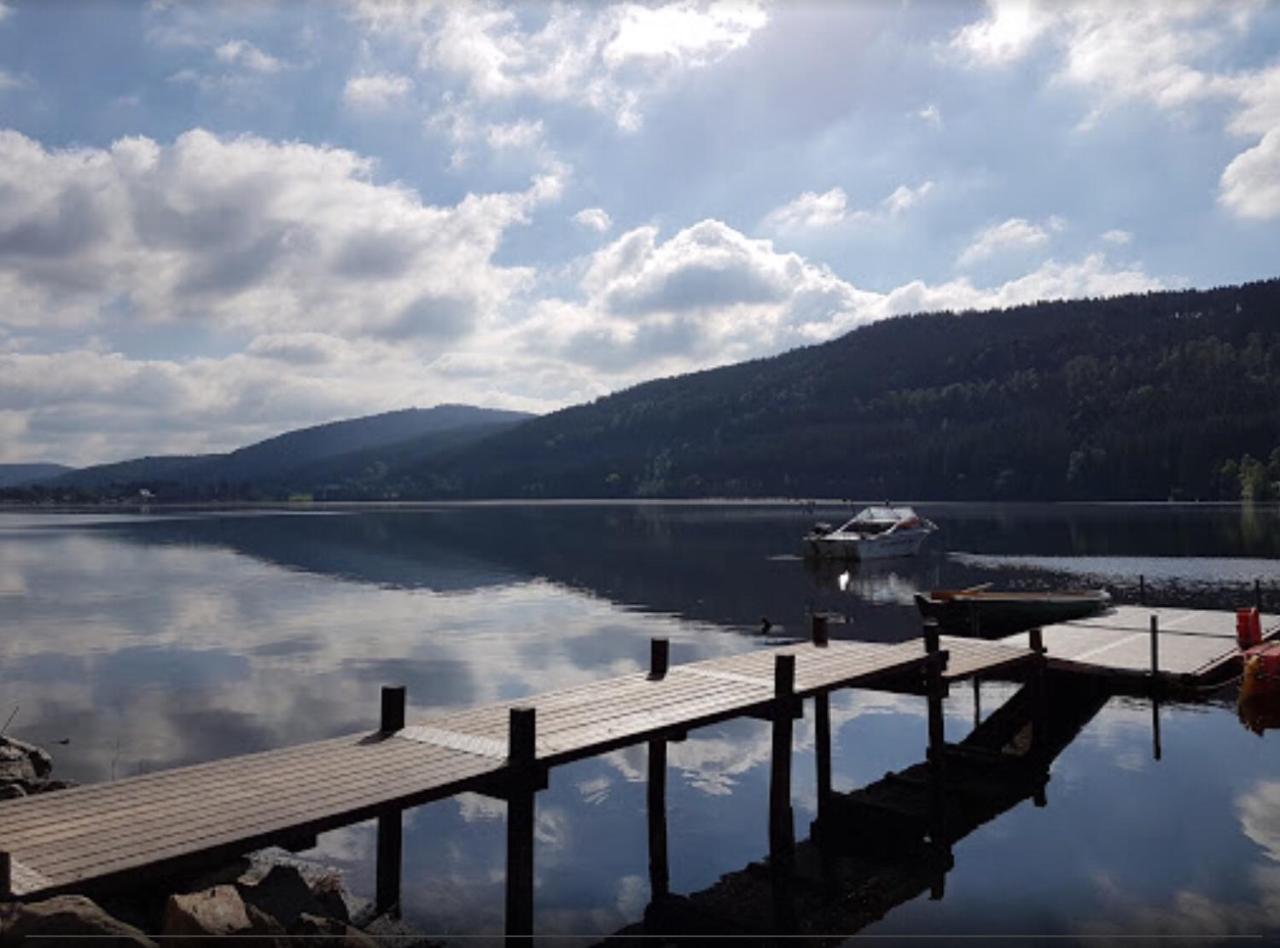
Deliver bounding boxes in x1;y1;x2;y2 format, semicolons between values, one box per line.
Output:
0;0;1278;466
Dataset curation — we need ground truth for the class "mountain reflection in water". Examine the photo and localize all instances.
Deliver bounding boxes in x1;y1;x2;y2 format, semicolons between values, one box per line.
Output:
2;502;1280;942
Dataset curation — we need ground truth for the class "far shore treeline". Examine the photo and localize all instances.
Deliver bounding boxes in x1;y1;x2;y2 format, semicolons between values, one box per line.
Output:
5;277;1280;504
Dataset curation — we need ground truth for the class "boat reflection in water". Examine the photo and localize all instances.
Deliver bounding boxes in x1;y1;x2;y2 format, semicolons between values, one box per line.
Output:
1238;692;1280;735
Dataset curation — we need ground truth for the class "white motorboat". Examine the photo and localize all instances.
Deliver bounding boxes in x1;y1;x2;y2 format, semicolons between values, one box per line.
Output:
804;505;937;560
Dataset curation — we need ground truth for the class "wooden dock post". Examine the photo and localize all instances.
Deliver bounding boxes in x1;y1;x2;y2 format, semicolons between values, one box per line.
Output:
923;620;948;846
1029;628;1047;759
649;638;669;680
380;685;406;733
1;850;10;900
375;685;406;917
646;738;669;902
811;613;829;647
1149;615;1160;681
769;654;796;871
972;676;981;729
814;691;832;837
505;707;537;946
375;809;403;918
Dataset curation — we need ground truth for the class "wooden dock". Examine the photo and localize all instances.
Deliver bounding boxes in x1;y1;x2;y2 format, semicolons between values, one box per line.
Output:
0;631;1035;923
997;605;1279;690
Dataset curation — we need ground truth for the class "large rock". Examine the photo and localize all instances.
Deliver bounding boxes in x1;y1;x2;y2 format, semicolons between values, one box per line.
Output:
161;885;251;938
294;913;379;947
236;865;324;931
0;745;36;788
1;738;52;779
1;895;156;946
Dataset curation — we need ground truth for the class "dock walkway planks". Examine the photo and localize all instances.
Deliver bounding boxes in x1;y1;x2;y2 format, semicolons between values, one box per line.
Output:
998;606;1279;685
0;636;1032;899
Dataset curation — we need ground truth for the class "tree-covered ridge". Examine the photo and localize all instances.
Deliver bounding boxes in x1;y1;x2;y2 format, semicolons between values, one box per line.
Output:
6;278;1279;503
410;278;1280;501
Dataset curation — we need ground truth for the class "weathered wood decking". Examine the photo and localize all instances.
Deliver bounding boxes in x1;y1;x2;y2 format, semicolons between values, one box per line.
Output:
998;605;1279;687
0;635;1033;900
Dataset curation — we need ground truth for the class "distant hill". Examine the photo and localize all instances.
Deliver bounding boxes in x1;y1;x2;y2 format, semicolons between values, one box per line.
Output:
11;278;1280;504
391;278;1280;502
40;406;531;498
0;463;74;488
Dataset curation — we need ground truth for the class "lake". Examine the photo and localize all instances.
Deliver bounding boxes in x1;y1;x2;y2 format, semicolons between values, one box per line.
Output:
2;501;1279;942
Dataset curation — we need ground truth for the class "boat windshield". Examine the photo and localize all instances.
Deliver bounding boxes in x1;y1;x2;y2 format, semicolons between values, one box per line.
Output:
852;506;918;524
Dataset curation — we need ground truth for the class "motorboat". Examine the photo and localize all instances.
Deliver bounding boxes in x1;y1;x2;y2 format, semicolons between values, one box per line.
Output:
913;586;1112;637
804;505;937;561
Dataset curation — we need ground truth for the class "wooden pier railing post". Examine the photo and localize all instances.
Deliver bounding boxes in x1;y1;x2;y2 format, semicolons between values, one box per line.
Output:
647;739;669;902
375;809;403;918
649;638;669;680
811;613;829;647
380;685;406;733
923;620;948;847
769;654;796;871
506;707;537;946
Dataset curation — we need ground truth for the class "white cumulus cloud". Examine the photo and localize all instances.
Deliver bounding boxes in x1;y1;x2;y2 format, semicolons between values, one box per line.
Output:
214;39;284;74
343;72;413;110
572;207;612;233
351;0;768;131
1220;127;1280;220
957;216;1055;267
763;181;934;233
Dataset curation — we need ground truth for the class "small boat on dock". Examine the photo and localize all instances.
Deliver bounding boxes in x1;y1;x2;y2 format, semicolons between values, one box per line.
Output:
804;505;937;561
914;586;1112;637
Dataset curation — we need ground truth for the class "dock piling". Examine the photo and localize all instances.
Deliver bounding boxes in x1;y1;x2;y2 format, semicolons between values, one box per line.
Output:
811;613;829;647
649;638;669;680
814;692;832;836
1152;697;1163;762
769;655;796;870
375;810;403;918
647;739;669;901
1;850;10;900
1149;615;1160;680
380;685;406;734
505;707;537;945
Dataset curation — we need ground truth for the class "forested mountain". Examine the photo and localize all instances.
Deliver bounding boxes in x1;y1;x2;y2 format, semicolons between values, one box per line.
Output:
400;278;1280;502
0;463;73;488
34;406;530;499
9;279;1280;503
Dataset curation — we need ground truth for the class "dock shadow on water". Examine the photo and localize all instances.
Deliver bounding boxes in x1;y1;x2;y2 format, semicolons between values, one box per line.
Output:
1;502;1280;944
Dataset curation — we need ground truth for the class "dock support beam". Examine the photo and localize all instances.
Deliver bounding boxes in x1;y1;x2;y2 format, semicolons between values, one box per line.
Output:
923;621;948;851
1;850;10;900
647;739;669;902
769;654;796;871
1149;615;1160;682
506;707;537;947
1029;628;1047;759
375;685;406;918
375;810;403;918
814;691;832;836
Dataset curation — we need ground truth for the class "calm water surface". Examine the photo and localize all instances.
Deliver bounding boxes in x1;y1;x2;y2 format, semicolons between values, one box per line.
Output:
2;502;1280;943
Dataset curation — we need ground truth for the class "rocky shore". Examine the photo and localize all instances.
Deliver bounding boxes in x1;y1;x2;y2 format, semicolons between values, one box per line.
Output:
0;737;434;946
